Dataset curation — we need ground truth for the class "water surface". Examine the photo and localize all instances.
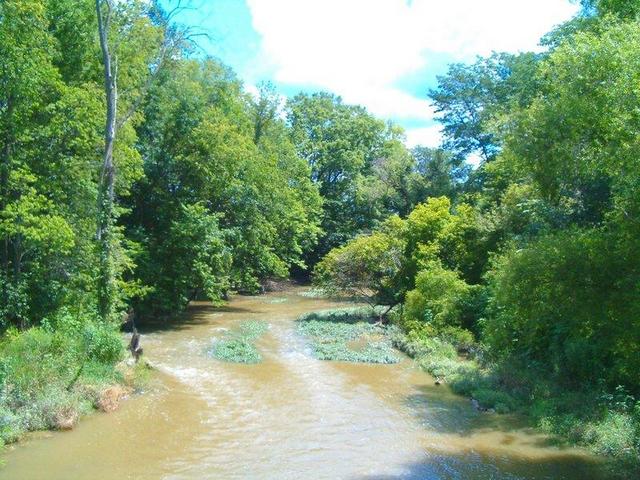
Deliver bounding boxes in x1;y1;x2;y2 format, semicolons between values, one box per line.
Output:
0;289;613;479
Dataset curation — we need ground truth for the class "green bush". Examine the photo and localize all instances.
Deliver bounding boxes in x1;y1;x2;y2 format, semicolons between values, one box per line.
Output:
484;230;640;391
584;412;637;457
0;316;125;445
83;323;125;364
404;262;473;331
472;388;516;413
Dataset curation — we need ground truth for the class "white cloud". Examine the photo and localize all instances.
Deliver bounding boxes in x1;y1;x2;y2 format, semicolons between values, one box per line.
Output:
405;126;442;148
247;0;578;128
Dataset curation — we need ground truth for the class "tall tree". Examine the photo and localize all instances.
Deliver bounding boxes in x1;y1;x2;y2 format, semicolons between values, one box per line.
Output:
286;92;390;262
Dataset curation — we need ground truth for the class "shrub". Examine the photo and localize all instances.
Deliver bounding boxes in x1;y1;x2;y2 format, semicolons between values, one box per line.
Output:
0;315;126;445
484;230;640;391
83;323;124;364
404;262;472;331
472;388;516;413
584;412;637;458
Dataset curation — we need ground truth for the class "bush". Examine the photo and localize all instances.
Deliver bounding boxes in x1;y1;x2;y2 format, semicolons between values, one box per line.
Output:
484;230;640;391
404;262;473;331
472;388;516;413
584;412;637;458
83;323;125;364
0;315;126;445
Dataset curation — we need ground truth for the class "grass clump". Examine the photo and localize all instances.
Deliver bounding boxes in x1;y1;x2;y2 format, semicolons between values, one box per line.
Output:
266;297;288;304
297;308;400;364
209;320;268;364
298;288;327;298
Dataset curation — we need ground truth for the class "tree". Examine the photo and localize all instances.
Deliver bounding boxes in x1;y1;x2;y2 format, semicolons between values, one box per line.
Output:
429;52;541;165
286;92;389;262
93;0;186;320
314;216;405;318
126;58;322;315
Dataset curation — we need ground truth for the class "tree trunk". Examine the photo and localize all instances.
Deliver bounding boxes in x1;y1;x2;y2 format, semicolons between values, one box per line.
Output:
96;0;117;321
1;93;14;313
13;234;24;330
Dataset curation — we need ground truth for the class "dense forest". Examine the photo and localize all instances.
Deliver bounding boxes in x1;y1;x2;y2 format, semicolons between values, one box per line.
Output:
0;0;639;469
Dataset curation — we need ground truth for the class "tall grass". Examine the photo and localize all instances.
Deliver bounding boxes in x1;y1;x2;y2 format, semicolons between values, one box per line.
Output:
0;315;127;446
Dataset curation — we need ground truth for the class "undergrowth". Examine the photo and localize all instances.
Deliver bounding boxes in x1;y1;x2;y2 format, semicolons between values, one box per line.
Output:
391;328;640;474
0;311;130;447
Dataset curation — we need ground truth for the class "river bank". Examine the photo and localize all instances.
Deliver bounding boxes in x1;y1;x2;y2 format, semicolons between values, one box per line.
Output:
0;288;617;479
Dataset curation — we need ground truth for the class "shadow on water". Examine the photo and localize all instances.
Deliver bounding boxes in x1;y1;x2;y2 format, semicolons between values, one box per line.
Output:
136;301;264;333
394;384;629;480
351;452;618;480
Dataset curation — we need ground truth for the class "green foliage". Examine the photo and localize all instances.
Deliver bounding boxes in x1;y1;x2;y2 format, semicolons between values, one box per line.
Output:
484;230;640;390
297;308;400;364
429;52;541;163
404;262;473;331
209;320;269;364
313;216;405;308
0;315;124;444
287;92;405;261
129;58;322;313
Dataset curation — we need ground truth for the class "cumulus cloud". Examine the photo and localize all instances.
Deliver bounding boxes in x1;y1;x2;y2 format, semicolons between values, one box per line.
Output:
247;0;577;126
405;126;443;148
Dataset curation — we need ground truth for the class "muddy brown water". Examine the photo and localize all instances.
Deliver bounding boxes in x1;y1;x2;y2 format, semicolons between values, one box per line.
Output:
0;288;615;479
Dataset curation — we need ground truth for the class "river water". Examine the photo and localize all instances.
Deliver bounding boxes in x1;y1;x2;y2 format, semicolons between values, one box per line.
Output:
0;289;613;479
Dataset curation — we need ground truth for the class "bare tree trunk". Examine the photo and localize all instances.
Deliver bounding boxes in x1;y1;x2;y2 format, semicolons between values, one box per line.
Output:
93;0;195;321
96;0;117;321
1;93;14;314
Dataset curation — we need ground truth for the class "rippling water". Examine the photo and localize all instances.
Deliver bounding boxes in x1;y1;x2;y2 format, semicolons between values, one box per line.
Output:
0;289;613;479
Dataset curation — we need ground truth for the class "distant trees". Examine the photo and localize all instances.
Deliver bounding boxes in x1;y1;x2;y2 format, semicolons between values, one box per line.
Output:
286;92;389;261
126;59;323;315
314;7;640;400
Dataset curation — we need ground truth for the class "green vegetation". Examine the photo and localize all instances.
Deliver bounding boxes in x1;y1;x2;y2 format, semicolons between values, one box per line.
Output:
314;2;640;468
209;321;269;364
0;312;129;446
1;0;639;470
297;308;399;364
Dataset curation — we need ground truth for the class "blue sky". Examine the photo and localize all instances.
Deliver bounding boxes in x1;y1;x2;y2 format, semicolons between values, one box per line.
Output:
163;0;579;148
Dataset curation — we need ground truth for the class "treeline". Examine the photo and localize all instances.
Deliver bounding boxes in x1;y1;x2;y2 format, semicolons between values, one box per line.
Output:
0;0;462;328
0;0;456;442
315;0;640;465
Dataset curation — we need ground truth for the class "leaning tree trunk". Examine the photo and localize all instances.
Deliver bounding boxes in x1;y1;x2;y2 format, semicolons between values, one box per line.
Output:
96;0;117;321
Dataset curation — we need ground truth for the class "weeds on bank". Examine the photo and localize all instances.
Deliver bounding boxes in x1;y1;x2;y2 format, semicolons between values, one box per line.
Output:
0;314;127;447
297;308;400;364
208;320;269;364
391;329;640;471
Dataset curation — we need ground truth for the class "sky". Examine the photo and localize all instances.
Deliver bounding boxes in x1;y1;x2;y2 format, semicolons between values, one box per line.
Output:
164;0;579;148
